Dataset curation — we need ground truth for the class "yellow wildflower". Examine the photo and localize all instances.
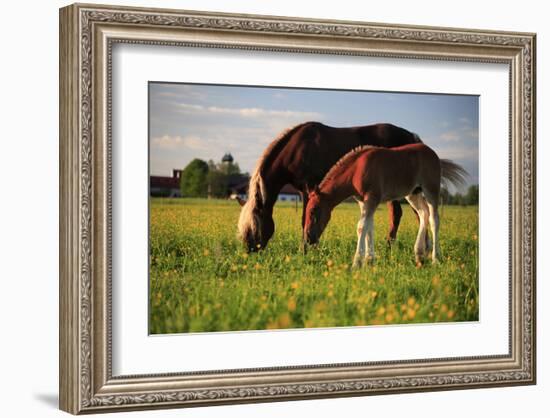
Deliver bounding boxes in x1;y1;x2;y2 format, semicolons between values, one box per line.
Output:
287;298;297;312
278;313;291;328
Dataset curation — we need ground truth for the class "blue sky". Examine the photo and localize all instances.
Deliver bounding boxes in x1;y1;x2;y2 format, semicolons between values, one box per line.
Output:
150;83;478;191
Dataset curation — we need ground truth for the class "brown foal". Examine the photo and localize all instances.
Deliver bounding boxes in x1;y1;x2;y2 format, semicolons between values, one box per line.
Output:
303;143;449;266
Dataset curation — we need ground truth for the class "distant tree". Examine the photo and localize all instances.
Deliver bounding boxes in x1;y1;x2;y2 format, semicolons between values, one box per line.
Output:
440;187;450;205
437;185;478;206
206;159;242;198
180;159;209;197
455;193;465;206
465;185;479;205
207;167;228;197
219;160;241;176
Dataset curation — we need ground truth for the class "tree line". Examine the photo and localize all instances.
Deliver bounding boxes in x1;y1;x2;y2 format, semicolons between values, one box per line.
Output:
179;158;244;198
440;185;479;206
179;157;479;205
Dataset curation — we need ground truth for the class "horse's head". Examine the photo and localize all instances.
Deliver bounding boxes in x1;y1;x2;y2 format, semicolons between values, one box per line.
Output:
237;197;274;252
304;186;331;245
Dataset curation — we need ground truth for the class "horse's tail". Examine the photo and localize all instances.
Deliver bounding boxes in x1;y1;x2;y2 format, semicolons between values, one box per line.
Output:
440;159;468;190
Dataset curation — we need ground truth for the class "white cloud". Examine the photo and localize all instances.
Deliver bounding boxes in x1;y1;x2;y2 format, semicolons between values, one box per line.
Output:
152;85;207;101
151;135;209;151
439;124;478;142
155;91;180;99
175;103;206;112
439;147;478;161
440;131;461;142
173;102;320;120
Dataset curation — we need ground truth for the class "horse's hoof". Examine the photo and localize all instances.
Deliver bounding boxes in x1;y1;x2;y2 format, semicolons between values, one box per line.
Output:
352;258;362;269
415;259;423;268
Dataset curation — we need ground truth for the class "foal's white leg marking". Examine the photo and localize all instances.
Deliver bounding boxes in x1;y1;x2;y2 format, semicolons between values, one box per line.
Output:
419;196;432;253
353;200;367;268
426;199;441;264
420;196;433;253
405;194;429;264
364;213;375;264
408;197;432;252
357;197;378;266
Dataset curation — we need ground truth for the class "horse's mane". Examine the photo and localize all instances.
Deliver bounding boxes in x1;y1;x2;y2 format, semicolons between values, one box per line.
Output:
238;122;308;241
412;132;423;143
318;145;380;190
247;122;308;205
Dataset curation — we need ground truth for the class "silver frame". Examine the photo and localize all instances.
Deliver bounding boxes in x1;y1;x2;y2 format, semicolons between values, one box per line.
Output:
59;3;536;414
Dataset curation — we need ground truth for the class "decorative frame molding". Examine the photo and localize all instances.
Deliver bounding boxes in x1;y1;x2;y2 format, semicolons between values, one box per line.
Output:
59;3;536;414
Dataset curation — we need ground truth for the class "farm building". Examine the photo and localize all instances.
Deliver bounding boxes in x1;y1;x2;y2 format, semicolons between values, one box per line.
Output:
150;161;302;201
150;169;182;197
230;182;302;202
149;168;249;198
277;184;302;202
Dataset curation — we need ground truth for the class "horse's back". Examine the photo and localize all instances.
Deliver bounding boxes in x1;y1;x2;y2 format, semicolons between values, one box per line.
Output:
354;143;440;194
388;143;439;162
351;123;419;147
296;122;418;146
267;122;423;192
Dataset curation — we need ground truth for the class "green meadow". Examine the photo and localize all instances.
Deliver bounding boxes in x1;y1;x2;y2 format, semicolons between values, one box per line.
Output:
149;198;478;334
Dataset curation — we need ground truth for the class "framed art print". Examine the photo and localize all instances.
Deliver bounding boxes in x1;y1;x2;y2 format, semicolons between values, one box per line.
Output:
59;3;536;414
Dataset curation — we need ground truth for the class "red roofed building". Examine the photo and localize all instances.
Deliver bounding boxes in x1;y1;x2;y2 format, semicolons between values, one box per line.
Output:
150;169;182;197
150;167;302;202
230;182;302;202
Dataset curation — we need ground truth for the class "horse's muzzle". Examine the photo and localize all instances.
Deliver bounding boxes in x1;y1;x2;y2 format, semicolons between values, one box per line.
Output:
245;238;266;253
304;232;319;246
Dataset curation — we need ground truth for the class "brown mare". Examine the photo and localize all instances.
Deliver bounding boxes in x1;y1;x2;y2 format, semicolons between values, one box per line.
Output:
237;122;425;252
304;143;467;266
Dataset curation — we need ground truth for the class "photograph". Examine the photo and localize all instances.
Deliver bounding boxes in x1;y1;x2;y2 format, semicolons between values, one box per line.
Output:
148;82;480;334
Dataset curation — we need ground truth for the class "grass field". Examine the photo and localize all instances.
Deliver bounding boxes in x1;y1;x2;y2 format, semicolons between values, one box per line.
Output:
149;198;479;334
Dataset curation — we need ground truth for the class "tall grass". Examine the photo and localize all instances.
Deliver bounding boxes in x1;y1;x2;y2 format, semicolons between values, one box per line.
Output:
149;198;478;334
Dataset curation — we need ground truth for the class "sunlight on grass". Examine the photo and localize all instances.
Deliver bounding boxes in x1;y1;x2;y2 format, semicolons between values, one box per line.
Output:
149;198;479;334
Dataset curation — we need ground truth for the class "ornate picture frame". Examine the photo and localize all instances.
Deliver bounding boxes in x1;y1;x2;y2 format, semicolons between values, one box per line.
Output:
59;3;536;414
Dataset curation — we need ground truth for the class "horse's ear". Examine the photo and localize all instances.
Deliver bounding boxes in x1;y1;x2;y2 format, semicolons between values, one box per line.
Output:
304;185;314;198
236;196;247;207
